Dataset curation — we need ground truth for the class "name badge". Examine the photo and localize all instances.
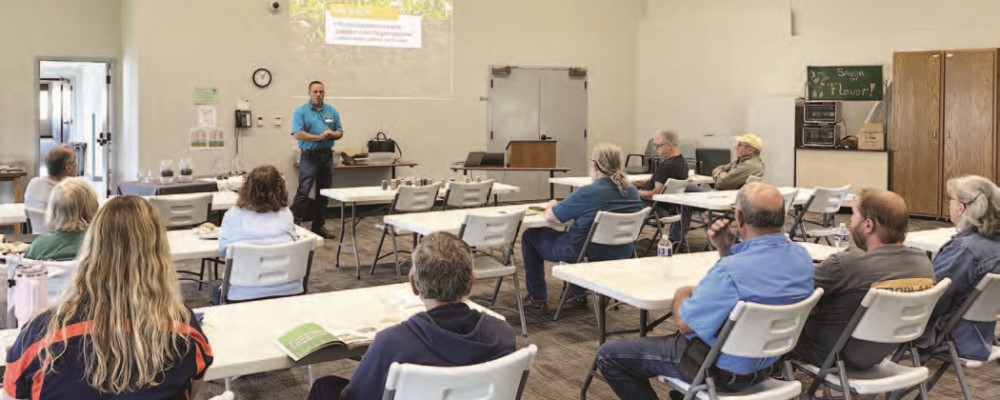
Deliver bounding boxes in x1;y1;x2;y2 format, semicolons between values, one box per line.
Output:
324;118;333;124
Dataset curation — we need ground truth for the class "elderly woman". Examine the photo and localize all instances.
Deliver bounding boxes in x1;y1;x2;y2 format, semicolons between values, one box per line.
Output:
23;178;98;261
520;143;643;312
926;175;1000;360
214;164;299;304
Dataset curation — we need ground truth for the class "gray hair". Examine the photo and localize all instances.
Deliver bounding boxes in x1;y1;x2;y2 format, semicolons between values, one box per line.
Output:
45;145;75;178
411;232;473;302
947;175;1000;238
592;143;629;195
47;178;98;232
653;129;679;146
734;189;785;229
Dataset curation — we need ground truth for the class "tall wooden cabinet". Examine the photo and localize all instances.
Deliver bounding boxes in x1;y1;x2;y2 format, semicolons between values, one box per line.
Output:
890;49;998;217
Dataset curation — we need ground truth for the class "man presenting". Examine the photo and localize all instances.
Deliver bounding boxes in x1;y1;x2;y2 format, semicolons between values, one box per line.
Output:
291;81;341;238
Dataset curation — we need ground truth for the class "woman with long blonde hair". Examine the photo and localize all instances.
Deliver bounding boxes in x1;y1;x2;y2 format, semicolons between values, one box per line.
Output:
519;143;643;312
3;196;213;399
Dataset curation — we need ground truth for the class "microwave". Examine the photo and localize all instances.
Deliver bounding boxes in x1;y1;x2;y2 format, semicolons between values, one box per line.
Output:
802;123;840;147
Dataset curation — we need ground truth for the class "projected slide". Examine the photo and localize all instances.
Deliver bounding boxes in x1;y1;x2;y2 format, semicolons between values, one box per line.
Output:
290;0;453;99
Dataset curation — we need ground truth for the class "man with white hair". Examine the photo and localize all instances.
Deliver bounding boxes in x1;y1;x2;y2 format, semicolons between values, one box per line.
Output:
636;129;689;200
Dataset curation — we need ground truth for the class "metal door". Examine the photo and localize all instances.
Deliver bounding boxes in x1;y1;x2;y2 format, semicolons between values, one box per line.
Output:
487;67;587;201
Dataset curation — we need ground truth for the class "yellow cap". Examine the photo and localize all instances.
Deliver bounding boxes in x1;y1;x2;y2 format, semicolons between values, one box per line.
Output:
734;134;763;151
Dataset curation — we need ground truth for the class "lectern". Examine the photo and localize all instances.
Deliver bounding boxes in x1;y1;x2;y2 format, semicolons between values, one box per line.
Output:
505;140;557;168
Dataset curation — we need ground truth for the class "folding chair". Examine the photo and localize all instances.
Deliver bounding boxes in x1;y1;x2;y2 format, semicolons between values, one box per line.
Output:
644;178;689;254
553;207;652;321
371;184;440;281
443;180;493;210
382;344;538;400
779;189;798;234
915;273;1000;400
150;193;216;288
625;139;660;175
792;279;951;400
218;239;316;304
788;185;850;244
459;211;527;336
25;207;47;234
659;288;824;400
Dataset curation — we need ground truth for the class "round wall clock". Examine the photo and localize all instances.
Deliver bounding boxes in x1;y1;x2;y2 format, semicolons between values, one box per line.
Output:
252;68;272;88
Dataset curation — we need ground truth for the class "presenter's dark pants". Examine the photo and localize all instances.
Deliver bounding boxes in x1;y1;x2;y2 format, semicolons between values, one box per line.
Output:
292;149;334;232
307;375;349;400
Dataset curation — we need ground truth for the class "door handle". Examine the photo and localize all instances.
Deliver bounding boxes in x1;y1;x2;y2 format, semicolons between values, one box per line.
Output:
540;134;551;141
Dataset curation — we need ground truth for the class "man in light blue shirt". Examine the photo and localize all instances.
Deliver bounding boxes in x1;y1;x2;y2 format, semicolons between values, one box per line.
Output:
290;81;342;238
596;183;814;399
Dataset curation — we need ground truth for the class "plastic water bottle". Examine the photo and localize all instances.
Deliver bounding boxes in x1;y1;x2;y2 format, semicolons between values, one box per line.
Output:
657;236;673;257
834;223;849;249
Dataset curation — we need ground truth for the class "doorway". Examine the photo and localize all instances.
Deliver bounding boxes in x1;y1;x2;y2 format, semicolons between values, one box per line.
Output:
37;60;112;197
487;66;588;201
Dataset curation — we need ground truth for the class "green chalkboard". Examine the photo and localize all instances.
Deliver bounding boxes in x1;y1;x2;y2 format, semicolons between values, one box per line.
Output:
807;65;884;101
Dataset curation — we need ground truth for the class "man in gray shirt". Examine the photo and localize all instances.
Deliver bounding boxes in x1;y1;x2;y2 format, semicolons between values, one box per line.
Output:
793;189;933;370
24;145;77;211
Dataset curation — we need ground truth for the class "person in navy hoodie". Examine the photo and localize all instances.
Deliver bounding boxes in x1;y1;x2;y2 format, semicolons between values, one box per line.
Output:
308;232;516;400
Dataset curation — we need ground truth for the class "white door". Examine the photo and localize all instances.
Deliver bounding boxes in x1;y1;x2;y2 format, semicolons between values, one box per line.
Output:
487;67;587;201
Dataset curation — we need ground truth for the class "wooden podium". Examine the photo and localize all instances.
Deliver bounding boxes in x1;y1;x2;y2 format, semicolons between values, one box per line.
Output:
505;140;556;168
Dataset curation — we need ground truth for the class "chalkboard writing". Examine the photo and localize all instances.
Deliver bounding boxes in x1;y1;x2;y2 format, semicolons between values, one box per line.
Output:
807;65;883;101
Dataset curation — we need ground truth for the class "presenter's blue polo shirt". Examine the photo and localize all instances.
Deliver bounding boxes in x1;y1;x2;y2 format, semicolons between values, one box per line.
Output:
291;102;342;151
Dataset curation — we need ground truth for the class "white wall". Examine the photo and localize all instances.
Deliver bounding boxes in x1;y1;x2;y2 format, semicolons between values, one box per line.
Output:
0;0;121;202
637;0;1000;186
124;0;642;188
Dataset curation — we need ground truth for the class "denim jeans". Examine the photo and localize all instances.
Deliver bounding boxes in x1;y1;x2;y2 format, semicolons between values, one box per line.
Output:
598;333;756;399
520;228;581;301
292;149;334;231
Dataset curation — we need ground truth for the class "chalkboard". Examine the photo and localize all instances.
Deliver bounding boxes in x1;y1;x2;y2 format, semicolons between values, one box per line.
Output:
807;65;883;101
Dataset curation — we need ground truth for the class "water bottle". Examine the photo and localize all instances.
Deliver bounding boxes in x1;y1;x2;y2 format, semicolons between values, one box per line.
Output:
657;236;673;257
834;223;849;249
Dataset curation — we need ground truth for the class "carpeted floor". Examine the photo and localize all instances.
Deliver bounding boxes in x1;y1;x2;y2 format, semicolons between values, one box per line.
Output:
13;205;982;400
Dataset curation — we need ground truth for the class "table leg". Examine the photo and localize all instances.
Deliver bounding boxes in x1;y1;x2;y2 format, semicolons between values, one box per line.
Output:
335;202;346;268
391;166;397;179
350;202;362;270
639;310;649;337
580;294;608;400
549;171;556;199
13;176;23;204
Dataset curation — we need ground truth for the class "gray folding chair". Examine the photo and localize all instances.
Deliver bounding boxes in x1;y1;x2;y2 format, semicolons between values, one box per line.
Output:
371;184;440;281
459;211;527;336
25;207;47;234
788;185;851;244
915;273;1000;400
792;279;951;400
553;207;652;321
779;189;798;234
443;180;493;210
659;288;824;400
381;344;538;400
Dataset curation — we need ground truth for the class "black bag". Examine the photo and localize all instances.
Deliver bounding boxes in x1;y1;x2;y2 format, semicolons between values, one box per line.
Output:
678;334;712;381
367;132;402;158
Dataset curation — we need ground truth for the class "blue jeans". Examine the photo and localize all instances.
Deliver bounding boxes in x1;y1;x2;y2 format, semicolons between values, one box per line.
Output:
520;228;581;301
292;149;334;231
598;333;757;399
597;334;690;400
308;375;349;400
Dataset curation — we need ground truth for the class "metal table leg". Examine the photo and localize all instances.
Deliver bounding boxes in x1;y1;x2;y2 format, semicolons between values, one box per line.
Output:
350;202;362;270
335;202;346;268
580;294;608;400
550;171;556;199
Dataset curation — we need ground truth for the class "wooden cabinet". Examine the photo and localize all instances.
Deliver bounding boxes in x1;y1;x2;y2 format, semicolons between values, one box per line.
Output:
890;49;999;217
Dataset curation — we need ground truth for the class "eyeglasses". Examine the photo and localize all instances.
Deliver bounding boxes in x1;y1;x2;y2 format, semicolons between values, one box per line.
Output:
652;142;667;149
949;193;982;206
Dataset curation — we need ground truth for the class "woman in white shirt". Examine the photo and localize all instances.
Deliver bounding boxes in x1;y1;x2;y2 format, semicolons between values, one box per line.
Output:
214;165;300;304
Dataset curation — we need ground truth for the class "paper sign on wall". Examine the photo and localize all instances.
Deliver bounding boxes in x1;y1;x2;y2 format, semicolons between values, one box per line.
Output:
190;127;225;149
197;105;217;128
194;86;219;105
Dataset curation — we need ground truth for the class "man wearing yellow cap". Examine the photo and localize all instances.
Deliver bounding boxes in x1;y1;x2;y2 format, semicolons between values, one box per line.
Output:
712;134;765;190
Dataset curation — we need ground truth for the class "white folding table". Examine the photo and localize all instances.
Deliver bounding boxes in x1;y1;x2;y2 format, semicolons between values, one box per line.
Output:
553;243;845;397
904;227;955;257
320;183;520;271
167;225;323;261
383;202;558;236
0;283;502;385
